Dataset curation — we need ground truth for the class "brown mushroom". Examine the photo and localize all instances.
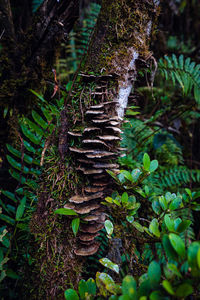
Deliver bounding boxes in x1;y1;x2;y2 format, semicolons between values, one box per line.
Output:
69;192;103;203
74;241;100;256
68;131;82;137
86;110;104;115
83;127;101;133
78;232;100;242
79;168;104;175
69;147;94;154
98;135;121;141
84;186;105;193
80;223;104;233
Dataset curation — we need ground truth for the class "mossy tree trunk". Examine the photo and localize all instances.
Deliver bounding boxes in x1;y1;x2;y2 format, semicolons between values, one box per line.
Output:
30;0;160;299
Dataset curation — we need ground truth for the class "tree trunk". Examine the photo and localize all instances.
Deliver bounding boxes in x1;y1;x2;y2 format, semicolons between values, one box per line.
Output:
30;0;160;298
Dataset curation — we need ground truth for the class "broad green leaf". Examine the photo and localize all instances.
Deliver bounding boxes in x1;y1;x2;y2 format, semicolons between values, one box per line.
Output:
185;188;192;199
162;234;178;260
96;272;121;296
176;283;193;298
143;153;150;171
197;248;200;269
131;169;142;182
86;278;96;296
105;220;114;236
132;221;144;232
176;220;191;233
54;208;78;216
149;160;158;172
167;263;182;278
169;233;185;257
20;124;40;145
162;280;175;295
152;201;161;215
164;214;174;231
99;258;119;274
78;279;87;300
188;242;200;269
16;196;26;221
126;216;134;223
149;291;163;300
159;196;167;210
71;218;80;236
120;170;133;182
149;219;160;237
148;261;161;284
64;289;79;300
122;275;137;299
105;197;113;203
121;192;128;205
169;197;182;210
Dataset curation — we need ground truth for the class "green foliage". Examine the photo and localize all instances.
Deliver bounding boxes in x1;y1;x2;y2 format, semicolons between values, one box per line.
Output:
65;155;200;299
159;54;200;104
0;91;63;292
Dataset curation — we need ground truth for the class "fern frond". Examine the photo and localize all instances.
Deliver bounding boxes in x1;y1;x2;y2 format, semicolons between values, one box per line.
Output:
153;166;200;190
159;54;200;104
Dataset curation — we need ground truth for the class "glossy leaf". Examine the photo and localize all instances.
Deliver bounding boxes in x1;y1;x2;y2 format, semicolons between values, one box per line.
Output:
99;258;119;274
54;208;78;216
71;218;80;236
105;220;114;236
162;280;175;295
64;289;79;300
149;160;158;172
143;153;150;171
122;275;137;299
169;233;185;257
149;219;160;237
148;261;161;284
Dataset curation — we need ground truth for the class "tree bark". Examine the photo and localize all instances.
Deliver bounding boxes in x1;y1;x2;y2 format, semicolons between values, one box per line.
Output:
30;0;160;298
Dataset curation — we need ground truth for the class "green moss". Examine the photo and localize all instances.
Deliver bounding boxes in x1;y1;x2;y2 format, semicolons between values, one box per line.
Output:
85;0;159;74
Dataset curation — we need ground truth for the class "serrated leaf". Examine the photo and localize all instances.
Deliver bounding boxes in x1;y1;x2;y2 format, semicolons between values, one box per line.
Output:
99;258;119;274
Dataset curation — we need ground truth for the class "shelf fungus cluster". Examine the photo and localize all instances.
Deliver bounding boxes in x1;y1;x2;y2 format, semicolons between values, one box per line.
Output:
67;90;123;256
